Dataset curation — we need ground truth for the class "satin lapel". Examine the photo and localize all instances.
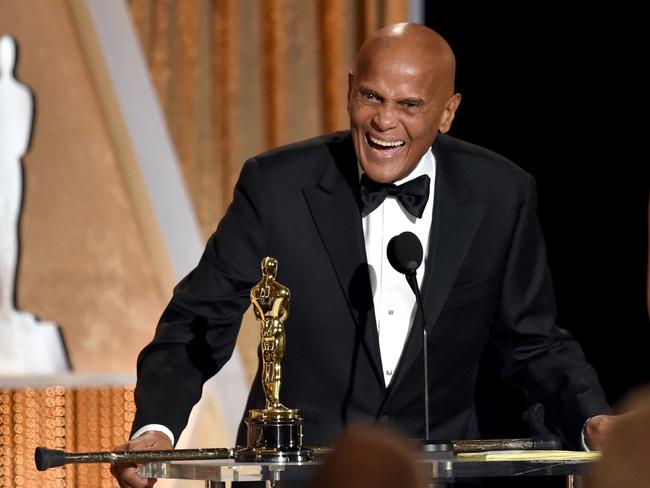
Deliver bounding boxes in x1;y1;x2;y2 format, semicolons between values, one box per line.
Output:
303;137;385;387
383;140;486;399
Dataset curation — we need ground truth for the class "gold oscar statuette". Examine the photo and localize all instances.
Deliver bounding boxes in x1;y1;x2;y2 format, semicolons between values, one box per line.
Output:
236;256;313;462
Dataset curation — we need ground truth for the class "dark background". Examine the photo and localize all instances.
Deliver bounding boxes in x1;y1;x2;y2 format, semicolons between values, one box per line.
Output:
426;0;649;468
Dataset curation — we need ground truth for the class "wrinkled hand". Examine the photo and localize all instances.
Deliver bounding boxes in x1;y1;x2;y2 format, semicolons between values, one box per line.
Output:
585;414;629;451
110;431;173;488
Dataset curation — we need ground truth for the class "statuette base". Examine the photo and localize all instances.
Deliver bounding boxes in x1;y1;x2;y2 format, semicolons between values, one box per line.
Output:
236;413;312;462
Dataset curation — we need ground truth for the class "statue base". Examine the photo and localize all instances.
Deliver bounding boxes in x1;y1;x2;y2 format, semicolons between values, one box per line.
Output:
0;310;70;374
235;408;313;462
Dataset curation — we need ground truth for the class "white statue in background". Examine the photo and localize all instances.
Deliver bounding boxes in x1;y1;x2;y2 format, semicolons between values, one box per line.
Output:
0;34;32;321
0;34;69;374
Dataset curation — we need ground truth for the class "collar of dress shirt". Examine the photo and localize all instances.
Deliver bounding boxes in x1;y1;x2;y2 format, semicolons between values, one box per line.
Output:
357;147;436;188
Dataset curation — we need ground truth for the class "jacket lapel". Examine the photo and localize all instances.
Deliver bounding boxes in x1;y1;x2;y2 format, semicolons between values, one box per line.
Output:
303;135;385;387
382;136;486;400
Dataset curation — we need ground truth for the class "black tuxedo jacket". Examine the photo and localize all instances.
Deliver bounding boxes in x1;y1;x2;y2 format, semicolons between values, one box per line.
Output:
133;131;610;448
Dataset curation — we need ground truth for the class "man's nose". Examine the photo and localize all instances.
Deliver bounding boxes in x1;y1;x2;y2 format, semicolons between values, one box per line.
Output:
372;103;399;131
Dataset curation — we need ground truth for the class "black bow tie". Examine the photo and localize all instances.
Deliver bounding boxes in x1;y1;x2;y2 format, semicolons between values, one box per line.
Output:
359;173;431;218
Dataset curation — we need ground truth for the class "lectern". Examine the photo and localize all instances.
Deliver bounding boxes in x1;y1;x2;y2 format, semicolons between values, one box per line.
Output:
139;456;592;487
35;439;596;487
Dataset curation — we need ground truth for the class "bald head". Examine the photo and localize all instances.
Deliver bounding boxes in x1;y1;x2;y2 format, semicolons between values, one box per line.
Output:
354;23;456;97
348;23;461;183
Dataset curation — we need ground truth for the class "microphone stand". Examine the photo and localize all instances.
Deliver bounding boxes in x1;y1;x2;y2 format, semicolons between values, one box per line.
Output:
405;270;430;442
387;230;449;456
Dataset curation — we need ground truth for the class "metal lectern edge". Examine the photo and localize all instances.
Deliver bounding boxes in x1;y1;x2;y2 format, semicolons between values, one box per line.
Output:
139;458;594;483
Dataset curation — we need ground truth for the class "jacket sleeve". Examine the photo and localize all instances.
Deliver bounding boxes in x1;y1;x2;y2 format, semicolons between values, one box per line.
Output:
131;157;268;443
492;174;611;448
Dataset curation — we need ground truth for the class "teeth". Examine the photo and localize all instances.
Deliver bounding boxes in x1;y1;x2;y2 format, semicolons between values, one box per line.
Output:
368;134;405;148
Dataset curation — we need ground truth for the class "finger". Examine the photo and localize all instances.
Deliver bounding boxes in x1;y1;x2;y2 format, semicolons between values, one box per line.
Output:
112;464;151;488
109;462;134;484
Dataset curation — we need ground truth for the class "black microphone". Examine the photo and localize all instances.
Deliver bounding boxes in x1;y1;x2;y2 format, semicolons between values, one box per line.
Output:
387;231;431;442
387;230;423;295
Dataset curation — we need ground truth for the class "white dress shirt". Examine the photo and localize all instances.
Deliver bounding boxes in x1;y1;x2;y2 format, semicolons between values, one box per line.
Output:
361;149;436;386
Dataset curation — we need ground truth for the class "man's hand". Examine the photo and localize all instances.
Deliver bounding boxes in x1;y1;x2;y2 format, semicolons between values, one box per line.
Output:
585;414;629;451
110;430;173;488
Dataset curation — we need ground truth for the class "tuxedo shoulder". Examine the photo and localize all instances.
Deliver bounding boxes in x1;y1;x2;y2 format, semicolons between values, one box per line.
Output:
435;134;532;184
434;135;534;194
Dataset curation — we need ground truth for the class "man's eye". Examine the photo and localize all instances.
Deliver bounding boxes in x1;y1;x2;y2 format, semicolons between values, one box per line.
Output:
400;101;425;114
359;91;382;106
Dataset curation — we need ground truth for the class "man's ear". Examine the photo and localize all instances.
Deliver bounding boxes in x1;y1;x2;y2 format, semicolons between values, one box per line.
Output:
438;93;462;134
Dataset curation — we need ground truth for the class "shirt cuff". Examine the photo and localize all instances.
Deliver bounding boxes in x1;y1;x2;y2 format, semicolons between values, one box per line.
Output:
580;417;592;451
131;424;175;446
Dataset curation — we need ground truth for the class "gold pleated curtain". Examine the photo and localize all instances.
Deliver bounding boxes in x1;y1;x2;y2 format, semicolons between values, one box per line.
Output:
127;0;408;237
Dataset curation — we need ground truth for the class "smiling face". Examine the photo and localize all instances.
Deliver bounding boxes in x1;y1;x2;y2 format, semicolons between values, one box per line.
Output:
348;24;461;183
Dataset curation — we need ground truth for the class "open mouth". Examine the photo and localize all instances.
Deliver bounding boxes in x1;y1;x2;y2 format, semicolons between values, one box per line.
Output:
365;133;406;154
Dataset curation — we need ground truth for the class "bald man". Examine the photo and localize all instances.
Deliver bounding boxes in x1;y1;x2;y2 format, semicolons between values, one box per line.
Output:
113;24;616;488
